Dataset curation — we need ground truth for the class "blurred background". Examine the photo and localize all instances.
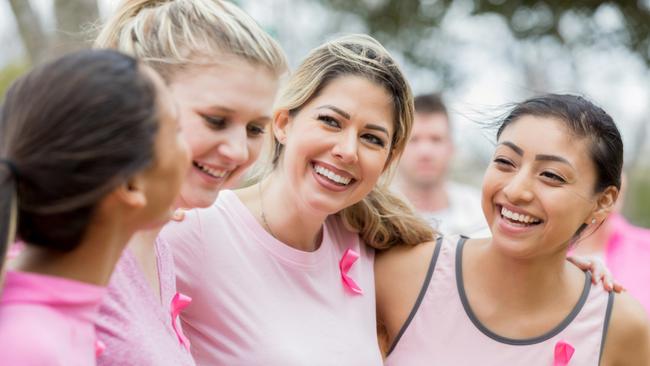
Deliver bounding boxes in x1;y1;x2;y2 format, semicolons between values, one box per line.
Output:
1;0;649;227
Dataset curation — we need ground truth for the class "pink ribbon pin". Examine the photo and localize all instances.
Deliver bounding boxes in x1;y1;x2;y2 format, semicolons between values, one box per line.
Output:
553;340;575;366
171;292;192;351
95;340;105;357
339;248;363;295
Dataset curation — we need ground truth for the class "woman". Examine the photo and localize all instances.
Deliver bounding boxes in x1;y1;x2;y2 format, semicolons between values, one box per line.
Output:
160;34;434;365
376;94;649;365
93;0;287;364
0;49;189;365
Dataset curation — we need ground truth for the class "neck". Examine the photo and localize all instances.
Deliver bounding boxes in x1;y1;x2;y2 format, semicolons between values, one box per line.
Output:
258;174;327;252
127;226;162;260
571;222;612;257
13;219;133;286
398;179;448;212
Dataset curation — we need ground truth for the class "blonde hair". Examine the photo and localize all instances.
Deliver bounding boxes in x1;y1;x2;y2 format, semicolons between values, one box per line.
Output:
271;34;434;250
94;0;287;80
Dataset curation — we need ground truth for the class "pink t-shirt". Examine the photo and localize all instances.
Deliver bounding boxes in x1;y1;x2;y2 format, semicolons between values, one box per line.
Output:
0;271;105;365
385;236;613;366
604;214;650;315
95;238;195;365
160;190;383;365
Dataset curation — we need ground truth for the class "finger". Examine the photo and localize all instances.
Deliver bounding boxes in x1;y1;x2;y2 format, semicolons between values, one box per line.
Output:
566;256;589;269
612;282;625;293
171;209;186;222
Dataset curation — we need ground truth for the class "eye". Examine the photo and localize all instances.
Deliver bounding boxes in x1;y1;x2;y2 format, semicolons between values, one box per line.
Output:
493;157;514;167
202;115;226;130
247;123;266;137
541;171;567;183
361;133;386;147
317;114;340;128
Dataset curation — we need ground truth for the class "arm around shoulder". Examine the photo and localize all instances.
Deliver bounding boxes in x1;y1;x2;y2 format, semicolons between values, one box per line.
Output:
601;291;650;365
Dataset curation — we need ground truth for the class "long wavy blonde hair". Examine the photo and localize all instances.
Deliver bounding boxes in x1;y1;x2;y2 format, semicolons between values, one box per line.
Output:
268;34;434;250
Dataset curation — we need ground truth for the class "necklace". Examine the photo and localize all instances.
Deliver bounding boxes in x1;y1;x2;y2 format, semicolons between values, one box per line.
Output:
258;182;279;240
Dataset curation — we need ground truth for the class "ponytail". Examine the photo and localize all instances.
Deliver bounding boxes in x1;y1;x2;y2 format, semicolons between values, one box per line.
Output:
340;185;435;250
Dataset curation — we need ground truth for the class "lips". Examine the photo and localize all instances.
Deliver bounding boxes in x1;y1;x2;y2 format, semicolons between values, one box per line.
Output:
497;204;543;227
192;161;228;180
312;161;356;187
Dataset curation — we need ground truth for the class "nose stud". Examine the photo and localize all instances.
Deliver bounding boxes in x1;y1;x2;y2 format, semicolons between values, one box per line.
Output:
591;218;597;224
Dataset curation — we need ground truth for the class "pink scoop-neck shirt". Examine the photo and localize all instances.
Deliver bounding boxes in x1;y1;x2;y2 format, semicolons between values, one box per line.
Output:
160;190;383;365
0;271;106;365
95;238;195;365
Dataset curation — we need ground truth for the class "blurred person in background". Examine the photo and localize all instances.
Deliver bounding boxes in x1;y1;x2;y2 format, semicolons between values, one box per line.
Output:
395;93;487;237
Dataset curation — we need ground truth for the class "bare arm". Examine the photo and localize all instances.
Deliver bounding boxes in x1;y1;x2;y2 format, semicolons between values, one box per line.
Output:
374;240;438;356
600;292;650;365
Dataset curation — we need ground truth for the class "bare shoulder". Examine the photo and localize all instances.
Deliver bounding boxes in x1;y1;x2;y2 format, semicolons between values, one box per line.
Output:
601;291;650;365
375;239;440;349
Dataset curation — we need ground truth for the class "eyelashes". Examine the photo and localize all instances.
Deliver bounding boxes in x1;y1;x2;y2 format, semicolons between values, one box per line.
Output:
317;114;387;147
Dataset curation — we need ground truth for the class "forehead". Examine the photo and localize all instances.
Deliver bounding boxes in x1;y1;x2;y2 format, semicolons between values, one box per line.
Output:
169;62;278;113
412;112;450;136
498;115;596;169
308;75;395;127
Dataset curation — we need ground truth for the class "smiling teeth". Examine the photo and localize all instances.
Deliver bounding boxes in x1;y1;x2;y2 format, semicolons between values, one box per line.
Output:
194;162;227;178
314;165;352;185
501;206;541;224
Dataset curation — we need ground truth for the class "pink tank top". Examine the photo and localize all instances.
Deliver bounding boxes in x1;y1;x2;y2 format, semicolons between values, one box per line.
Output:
385;236;614;366
160;190;383;365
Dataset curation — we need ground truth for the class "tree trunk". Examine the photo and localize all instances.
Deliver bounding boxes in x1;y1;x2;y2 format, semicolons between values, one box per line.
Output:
8;0;48;64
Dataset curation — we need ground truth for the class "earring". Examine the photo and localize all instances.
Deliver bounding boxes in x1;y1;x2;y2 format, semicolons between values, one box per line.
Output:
591;218;597;224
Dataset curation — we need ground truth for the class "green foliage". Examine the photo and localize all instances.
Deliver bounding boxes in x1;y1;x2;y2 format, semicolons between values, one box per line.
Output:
0;62;29;99
317;0;650;69
624;169;650;228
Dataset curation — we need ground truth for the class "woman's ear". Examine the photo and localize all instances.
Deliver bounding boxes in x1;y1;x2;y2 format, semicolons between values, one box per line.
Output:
113;176;147;210
589;186;619;225
272;109;291;145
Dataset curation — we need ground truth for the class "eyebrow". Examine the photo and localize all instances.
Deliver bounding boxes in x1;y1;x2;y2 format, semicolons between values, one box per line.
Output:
317;105;350;119
317;105;390;137
534;154;573;167
498;141;523;156
499;141;574;167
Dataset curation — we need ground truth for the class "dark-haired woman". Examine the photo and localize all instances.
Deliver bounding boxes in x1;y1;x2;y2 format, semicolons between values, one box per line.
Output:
377;94;649;365
0;49;189;365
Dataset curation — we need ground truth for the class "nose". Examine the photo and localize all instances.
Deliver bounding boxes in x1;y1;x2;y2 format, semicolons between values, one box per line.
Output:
331;129;358;164
502;170;534;204
219;125;249;165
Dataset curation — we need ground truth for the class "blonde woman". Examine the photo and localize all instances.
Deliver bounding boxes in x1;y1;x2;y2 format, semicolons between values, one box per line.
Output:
93;0;287;364
160;34;434;365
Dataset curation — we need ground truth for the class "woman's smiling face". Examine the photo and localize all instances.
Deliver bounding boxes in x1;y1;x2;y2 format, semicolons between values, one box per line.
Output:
481;115;605;258
169;59;279;209
273;75;395;216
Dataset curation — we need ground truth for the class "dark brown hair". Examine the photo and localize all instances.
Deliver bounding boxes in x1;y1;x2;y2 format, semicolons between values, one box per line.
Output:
0;49;159;268
497;94;623;193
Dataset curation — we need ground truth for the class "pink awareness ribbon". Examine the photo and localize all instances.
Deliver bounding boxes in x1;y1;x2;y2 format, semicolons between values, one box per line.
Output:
170;292;192;351
95;340;105;357
339;248;363;295
553;340;575;366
